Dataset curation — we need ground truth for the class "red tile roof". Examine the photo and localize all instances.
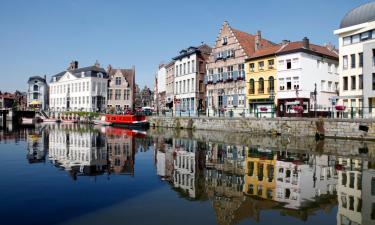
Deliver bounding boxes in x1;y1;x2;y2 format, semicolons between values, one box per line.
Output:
231;28;276;57
248;44;282;59
277;41;338;59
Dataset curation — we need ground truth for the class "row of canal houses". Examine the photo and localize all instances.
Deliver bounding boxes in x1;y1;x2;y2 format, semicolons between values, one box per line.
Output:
156;21;340;117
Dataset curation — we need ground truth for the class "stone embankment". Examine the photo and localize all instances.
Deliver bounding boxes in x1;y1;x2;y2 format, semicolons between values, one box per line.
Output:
149;116;375;140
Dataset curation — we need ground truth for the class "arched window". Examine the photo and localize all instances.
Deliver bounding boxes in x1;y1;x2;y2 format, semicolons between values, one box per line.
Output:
33;85;38;91
249;79;255;94
258;78;264;93
268;76;274;92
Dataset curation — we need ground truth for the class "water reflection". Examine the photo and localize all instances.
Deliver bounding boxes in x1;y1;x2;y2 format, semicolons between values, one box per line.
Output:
152;133;375;225
4;125;375;224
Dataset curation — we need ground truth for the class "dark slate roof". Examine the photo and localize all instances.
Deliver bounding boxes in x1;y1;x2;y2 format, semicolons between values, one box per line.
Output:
340;2;375;28
28;76;46;83
51;65;108;82
172;44;212;60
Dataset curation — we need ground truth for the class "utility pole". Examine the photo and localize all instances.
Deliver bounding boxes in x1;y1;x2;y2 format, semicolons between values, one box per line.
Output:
314;83;317;118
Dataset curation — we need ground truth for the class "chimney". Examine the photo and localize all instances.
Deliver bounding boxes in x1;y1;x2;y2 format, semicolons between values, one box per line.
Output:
255;30;262;51
282;40;290;45
94;60;100;68
68;60;78;70
325;42;334;51
302;37;310;49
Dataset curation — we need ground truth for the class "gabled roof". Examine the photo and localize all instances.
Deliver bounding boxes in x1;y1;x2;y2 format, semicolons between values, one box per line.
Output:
231;28;276;57
109;68;135;88
276;42;338;59
248;44;282;60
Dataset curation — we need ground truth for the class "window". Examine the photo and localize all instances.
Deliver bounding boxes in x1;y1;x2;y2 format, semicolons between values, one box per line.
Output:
352;34;360;43
179;65;182;75
359;53;363;67
188;62;190;73
33;85;38;91
108;89;113;100
373;73;375;90
343;36;351;45
278;60;284;68
187;79;190;92
238;63;245;77
258;78;264;93
258;61;264;70
268;76;274;92
227;65;233;79
286;78;292;90
115;89;121;100
218;67;223;80
222;36;228;45
343;77;348;90
183;80;186;93
351;76;356;90
268;59;274;68
176;65;179;76
361;31;370;41
293;77;299;90
249;63;255;72
33;93;38;100
124;89;130;100
328;81;332;91
321;80;326;91
351;54;356;68
286;59;291;69
279;78;285;90
343;56;348;69
191;78;194;91
249;79;255;94
183;63;186;74
359;75;363;89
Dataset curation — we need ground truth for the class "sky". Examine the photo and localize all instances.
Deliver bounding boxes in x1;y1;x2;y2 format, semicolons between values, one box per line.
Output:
0;0;371;92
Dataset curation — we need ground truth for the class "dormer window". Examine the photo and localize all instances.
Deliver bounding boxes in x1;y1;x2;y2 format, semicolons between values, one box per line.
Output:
222;36;228;45
98;72;103;78
115;77;121;85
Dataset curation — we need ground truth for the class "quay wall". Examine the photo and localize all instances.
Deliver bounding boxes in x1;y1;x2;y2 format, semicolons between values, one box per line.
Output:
149;116;375;140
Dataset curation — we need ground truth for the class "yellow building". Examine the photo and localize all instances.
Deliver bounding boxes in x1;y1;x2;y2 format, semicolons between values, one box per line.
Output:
245;45;281;117
243;146;277;200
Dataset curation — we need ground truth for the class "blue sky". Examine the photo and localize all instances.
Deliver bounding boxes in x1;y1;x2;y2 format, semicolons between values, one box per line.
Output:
0;0;370;92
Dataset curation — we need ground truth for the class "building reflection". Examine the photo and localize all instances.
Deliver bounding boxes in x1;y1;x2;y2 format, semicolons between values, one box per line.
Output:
336;156;375;225
48;124;108;179
26;128;48;163
41;124;146;180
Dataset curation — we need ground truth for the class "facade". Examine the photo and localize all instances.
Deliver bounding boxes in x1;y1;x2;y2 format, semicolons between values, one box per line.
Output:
205;22;275;117
48;123;108;178
165;61;175;110
275;38;339;116
155;64;167;113
140;85;153;107
334;2;375;117
27;76;49;110
173;44;211;115
107;65;136;112
245;45;280;117
49;61;108;112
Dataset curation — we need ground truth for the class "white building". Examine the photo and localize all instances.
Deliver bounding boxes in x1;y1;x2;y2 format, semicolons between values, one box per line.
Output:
275;154;337;209
173;44;211;115
27;76;49;110
334;2;375;117
48;123;107;177
49;61;108;112
276;38;339;116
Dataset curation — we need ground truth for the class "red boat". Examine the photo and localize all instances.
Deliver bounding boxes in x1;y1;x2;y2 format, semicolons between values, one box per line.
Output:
103;114;149;129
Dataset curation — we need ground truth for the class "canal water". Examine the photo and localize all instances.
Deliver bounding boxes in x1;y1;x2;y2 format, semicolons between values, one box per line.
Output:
0;124;374;225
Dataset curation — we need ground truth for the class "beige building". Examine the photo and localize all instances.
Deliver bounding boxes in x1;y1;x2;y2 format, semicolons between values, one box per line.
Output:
165;61;175;110
107;66;136;112
205;21;275;117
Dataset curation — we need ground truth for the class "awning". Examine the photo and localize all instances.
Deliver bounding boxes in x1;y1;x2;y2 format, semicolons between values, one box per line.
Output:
30;100;41;105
